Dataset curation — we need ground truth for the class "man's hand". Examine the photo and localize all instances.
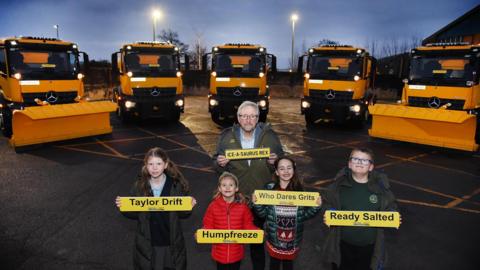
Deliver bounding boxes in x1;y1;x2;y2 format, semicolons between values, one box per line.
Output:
216;155;230;167
267;153;278;165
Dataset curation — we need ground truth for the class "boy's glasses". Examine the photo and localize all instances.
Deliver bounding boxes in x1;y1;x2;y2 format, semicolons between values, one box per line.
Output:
349;157;372;165
238;114;258;120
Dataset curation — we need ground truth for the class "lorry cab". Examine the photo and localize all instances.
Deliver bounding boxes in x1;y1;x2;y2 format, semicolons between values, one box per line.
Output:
368;42;480;151
202;43;276;123
111;41;188;122
298;45;376;126
0;36;116;148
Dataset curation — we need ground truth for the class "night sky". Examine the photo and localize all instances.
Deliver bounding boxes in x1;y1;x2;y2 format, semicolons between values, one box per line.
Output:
0;0;477;68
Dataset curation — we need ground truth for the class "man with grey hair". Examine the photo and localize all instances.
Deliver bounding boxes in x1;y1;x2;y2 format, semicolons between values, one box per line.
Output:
213;100;284;270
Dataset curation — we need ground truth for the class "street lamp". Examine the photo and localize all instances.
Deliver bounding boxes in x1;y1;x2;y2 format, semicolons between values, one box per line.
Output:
53;24;59;39
152;9;162;42
290;13;298;71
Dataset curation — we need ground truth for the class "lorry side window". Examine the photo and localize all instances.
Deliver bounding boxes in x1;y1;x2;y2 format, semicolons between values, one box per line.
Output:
0;49;6;74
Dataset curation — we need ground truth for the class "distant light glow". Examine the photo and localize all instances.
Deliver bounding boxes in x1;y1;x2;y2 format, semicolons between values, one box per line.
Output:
291;13;298;21
152;9;162;20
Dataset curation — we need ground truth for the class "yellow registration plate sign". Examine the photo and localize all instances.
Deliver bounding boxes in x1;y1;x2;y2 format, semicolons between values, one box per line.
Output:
196;229;264;244
324;210;401;228
119;196;192;212
225;148;270;160
254;190;320;207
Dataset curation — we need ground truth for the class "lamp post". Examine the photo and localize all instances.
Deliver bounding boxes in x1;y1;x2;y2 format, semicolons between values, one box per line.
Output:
152;9;162;42
53;24;59;39
290;13;298;71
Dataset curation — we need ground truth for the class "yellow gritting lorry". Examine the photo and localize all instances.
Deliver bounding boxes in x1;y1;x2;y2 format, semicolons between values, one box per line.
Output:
298;45;376;126
0;36;116;148
202;43;276;123
111;42;188;122
369;42;480;151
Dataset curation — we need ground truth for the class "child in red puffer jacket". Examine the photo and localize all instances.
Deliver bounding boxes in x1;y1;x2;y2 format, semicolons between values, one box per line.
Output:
202;172;258;270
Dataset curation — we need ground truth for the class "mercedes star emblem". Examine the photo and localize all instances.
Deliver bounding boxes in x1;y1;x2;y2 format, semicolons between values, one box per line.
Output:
45;91;58;103
151;88;160;97
325;89;335;100
427;96;441;109
233;89;242;97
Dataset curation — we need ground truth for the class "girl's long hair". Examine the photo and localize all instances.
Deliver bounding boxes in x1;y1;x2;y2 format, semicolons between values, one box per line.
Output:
273;156;304;191
212;172;246;203
136;147;189;196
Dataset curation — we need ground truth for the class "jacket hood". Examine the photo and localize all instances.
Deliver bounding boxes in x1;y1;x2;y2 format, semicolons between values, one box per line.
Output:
334;167;390;191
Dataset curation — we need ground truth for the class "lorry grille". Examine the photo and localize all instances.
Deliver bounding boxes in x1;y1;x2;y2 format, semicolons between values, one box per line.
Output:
408;97;465;110
22;91;77;105
132;87;177;100
216;87;259;99
309;89;353;103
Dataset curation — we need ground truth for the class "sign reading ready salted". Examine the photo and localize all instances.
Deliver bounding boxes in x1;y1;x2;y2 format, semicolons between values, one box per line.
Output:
196;229;264;244
324;210;401;228
254;190;320;207
119;197;193;212
225;148;270;160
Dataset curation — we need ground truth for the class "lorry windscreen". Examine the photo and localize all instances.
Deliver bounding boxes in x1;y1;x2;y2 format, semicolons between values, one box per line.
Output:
125;51;178;77
8;47;78;80
213;53;264;77
308;55;362;80
409;51;476;87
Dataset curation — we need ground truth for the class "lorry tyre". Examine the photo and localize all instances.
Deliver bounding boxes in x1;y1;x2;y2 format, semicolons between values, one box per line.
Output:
211;111;220;124
305;113;316;127
171;111;181;122
0;105;13;138
259;112;267;123
116;104;131;123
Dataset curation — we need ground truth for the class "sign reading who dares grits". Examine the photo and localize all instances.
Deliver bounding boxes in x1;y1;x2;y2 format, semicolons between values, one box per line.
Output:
225;148;270;160
254;190;320;207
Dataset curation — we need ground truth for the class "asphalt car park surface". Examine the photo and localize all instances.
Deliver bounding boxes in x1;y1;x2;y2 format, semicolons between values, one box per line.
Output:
0;96;479;270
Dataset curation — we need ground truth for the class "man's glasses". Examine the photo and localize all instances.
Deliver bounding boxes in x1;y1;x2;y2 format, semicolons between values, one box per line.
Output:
238;114;258;120
349;157;372;165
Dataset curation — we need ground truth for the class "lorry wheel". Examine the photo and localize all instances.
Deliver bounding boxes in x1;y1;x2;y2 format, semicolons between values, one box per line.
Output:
305;114;316;127
0;106;13;138
475;116;480;145
171;111;181;122
211;111;221;124
259;112;267;123
116;105;131;123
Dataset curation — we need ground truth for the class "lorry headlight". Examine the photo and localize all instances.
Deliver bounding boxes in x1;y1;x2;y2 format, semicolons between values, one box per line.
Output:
350;104;361;113
127;71;133;77
301;100;310;109
209;98;218;106
125;100;136;108
211;71;217;77
354;75;360;81
13;73;22;80
259;72;265;78
77;73;84;80
304;73;310;79
175;99;184;107
176;71;182;77
258;100;267;108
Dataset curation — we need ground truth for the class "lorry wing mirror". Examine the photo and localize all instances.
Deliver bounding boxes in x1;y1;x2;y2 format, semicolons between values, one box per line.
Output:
111;52;119;75
202;53;211;71
79;52;89;73
297;55;304;74
183;54;190;71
